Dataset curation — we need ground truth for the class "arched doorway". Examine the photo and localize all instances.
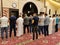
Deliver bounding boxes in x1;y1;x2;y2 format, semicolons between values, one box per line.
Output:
22;2;38;16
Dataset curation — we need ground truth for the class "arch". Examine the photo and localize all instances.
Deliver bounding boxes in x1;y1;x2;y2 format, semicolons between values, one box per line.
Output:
22;2;38;16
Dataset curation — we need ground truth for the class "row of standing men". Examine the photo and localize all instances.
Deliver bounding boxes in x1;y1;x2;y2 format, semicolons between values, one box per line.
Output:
0;12;59;40
23;13;59;40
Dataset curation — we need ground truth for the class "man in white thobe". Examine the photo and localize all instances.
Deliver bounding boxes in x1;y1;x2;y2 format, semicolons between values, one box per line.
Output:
16;15;23;37
52;14;56;33
49;16;54;34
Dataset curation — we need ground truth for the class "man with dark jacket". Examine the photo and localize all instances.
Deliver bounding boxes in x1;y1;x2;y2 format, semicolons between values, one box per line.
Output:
32;13;39;40
23;14;30;34
9;14;16;37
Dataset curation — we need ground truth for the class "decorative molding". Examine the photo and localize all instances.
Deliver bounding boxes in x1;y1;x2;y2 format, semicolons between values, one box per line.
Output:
3;7;9;18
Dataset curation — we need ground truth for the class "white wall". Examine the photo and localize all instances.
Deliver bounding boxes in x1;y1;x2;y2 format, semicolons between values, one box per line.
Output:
57;8;60;14
46;1;57;16
2;0;60;16
2;0;44;14
3;0;19;9
18;0;44;14
46;1;60;16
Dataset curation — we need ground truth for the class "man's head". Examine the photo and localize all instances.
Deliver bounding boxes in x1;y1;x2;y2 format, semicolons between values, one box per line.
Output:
25;14;27;17
11;13;14;17
52;14;55;17
45;13;48;17
19;13;22;17
30;15;32;17
56;14;58;17
40;13;44;16
33;13;36;16
49;16;51;18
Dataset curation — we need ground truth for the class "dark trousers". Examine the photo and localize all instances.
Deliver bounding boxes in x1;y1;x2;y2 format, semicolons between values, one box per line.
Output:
38;26;44;35
23;25;29;34
44;25;49;36
29;25;32;33
55;24;58;32
32;26;38;40
1;27;8;40
10;25;16;37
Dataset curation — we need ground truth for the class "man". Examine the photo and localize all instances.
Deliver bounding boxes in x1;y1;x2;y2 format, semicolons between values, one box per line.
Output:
49;16;54;34
58;15;60;29
23;14;30;34
29;15;33;33
0;14;8;40
52;14;56;33
55;15;59;32
44;13;50;36
16;14;23;37
9;14;16;37
38;13;45;35
32;13;39;40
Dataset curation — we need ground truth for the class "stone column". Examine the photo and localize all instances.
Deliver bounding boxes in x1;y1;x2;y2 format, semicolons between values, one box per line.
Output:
0;0;3;17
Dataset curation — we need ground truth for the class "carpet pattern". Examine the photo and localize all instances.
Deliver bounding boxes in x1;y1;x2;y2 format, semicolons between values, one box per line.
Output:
0;30;60;45
25;31;60;45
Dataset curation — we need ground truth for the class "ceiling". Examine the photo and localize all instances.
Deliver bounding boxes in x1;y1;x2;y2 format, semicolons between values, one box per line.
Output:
53;0;60;3
48;0;60;7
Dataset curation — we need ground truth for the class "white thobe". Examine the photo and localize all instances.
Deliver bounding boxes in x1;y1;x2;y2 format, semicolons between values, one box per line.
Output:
49;18;54;34
16;17;23;37
49;17;56;34
52;17;56;33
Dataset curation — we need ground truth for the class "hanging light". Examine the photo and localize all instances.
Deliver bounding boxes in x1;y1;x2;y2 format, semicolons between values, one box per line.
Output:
30;4;32;8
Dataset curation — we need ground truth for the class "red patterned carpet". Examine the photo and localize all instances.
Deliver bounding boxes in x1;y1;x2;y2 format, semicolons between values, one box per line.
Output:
0;29;60;45
0;33;32;45
25;32;60;45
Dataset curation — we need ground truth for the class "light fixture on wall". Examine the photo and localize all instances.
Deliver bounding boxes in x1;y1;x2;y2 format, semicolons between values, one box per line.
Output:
30;4;32;8
12;3;17;8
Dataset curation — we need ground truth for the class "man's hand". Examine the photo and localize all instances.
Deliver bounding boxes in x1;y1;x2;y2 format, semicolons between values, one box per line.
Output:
32;20;34;24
